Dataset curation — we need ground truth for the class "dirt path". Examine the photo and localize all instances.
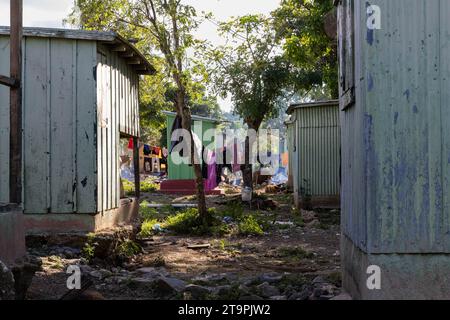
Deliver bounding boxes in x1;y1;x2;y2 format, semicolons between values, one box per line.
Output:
27;190;342;300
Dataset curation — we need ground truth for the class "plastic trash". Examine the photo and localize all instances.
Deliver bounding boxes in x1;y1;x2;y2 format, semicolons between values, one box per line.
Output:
270;171;288;185
242;187;253;202
222;216;233;224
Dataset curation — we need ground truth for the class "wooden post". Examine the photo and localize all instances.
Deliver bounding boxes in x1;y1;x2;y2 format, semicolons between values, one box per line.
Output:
133;137;140;198
9;0;23;204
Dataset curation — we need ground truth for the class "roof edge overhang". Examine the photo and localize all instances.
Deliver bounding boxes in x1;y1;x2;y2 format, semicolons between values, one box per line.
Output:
287;99;339;114
0;26;156;75
162;111;222;124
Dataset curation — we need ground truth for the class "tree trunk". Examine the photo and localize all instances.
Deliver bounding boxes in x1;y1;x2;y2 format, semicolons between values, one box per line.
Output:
241;121;261;190
176;94;208;225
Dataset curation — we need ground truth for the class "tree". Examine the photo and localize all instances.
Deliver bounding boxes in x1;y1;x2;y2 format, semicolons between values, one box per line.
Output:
206;15;319;188
272;0;338;98
67;0;210;224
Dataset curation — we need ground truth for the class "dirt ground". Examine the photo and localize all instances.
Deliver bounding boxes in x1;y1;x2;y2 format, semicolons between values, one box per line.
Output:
26;188;341;300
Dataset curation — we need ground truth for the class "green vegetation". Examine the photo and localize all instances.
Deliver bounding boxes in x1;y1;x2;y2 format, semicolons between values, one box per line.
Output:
82;233;98;263
140;180;159;193
116;239;141;257
277;246;315;261
238;215;264;236
121;179;135;197
140;219;161;238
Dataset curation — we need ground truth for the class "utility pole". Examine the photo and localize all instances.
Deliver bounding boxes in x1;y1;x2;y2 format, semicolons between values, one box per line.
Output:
0;0;23;204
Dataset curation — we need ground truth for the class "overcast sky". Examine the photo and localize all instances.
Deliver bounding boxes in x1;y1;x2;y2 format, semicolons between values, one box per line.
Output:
0;0;281;111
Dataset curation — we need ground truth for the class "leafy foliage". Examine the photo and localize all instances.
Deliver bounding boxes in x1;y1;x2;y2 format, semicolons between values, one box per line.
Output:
272;0;338;98
238;215;264;236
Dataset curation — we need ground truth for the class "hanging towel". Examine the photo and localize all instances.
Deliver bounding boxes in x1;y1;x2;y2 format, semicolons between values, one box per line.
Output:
128;138;133;149
143;144;151;155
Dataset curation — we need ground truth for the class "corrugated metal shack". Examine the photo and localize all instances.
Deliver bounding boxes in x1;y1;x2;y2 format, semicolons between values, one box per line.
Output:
338;0;450;299
286;100;340;209
160;111;221;195
0;27;154;234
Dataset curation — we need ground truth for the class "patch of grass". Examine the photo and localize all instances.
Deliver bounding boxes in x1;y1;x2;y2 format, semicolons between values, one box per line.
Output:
139;219;160;237
164;208;202;234
149;255;166;267
292;215;305;227
47;256;64;269
116;239;141;257
81;233;98;263
277;246;314;260
122;179;135;196
139;202;159;220
277;274;309;292
238;215;264;236
140;180;159;193
139;201;169;221
164;208;228;236
214;239;242;254
220;201;244;220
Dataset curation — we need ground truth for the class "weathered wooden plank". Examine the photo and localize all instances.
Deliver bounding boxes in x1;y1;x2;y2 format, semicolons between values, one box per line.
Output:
23;38;49;213
112;52;119;208
76;40;97;213
106;50;112;210
101;53;108;212
9;0;23;204
0;75;18;87
0;38;10;203
0;27;117;42
96;52;103;212
49;39;75;213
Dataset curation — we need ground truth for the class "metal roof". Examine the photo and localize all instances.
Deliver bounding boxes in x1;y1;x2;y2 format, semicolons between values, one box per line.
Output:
0;26;155;75
162;111;222;124
287;99;339;114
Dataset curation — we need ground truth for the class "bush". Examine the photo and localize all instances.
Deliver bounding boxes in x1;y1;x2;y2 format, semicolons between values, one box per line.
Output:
221;201;244;220
164;208;202;234
140;180;159;193
116;239;141;257
238;215;264;236
164;208;228;236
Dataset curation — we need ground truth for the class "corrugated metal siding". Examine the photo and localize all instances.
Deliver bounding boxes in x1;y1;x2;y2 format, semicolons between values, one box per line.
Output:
0;36;98;213
96;45;140;212
340;0;367;251
292;104;340;198
342;0;450;253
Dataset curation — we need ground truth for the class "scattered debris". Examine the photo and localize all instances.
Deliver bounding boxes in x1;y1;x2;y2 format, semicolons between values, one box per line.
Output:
187;244;211;250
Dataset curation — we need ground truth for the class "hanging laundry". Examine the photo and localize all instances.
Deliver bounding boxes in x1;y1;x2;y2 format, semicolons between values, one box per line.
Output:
205;151;218;192
128;138;133;150
170;115;183;154
143;144;151;156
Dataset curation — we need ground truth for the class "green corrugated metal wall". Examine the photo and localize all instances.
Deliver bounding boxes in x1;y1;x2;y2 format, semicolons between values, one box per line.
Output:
166;113;217;180
288;101;340;202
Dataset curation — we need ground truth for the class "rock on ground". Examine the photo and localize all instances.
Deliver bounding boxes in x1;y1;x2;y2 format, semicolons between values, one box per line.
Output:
0;260;15;300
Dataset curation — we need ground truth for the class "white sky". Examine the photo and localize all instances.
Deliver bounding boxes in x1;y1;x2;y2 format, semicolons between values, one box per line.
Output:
0;0;281;112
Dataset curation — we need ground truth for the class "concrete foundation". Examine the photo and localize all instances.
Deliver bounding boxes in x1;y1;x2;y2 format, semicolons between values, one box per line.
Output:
0;205;26;265
24;197;139;234
342;235;450;300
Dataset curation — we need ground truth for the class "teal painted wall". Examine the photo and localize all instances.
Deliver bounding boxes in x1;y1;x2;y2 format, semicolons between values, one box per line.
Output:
166;113;217;180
